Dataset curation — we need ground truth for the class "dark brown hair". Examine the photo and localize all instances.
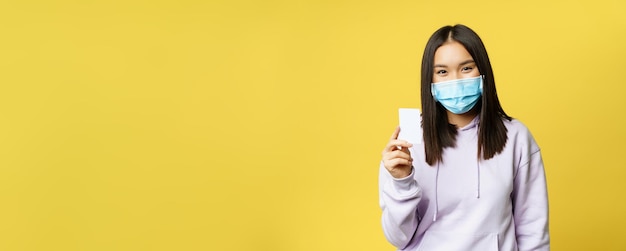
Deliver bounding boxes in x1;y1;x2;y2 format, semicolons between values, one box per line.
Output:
421;24;511;165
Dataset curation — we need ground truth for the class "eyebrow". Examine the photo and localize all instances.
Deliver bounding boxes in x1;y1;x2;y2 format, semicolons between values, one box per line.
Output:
434;59;475;68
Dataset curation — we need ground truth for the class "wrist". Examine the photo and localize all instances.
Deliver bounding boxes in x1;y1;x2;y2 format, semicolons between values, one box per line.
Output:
390;166;413;179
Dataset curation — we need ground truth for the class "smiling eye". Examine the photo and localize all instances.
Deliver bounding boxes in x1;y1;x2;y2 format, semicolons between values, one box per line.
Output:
461;66;473;72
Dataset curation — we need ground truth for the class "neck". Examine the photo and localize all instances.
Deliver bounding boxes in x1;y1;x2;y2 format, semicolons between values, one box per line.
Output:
446;109;479;128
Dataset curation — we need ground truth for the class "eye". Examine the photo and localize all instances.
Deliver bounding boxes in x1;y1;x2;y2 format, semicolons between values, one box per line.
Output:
436;69;447;75
461;66;473;72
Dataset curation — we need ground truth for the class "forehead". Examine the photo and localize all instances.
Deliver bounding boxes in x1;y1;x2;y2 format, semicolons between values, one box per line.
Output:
433;41;473;66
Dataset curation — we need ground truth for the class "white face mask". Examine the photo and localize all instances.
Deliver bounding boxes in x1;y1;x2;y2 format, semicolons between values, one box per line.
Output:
431;75;483;114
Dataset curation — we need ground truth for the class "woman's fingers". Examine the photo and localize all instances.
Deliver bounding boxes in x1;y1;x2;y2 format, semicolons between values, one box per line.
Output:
384;149;412;162
382;143;413;172
386;158;413;168
390;126;401;140
382;127;414;178
384;127;413;152
384;139;413;153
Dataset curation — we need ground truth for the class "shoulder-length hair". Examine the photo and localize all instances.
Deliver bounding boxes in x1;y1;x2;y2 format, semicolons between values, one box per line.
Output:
420;24;512;165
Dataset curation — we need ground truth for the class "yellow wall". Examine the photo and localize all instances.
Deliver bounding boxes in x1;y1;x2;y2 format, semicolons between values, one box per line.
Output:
0;0;624;250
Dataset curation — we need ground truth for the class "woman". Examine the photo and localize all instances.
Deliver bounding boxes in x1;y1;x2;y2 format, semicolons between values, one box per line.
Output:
379;24;549;250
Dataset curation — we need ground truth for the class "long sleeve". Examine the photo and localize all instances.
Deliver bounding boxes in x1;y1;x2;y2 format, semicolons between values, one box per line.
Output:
512;146;550;250
379;162;421;249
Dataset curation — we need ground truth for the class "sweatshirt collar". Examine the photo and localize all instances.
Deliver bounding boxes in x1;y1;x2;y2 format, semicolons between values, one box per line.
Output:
459;114;480;131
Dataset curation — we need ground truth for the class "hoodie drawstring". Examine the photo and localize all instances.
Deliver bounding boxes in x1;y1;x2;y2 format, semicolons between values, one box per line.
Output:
433;162;440;221
432;116;482;222
476;160;481;198
433;160;479;222
476;122;481;199
433;161;480;221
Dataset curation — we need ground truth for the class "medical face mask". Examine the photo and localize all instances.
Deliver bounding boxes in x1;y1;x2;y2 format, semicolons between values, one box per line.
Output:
431;75;483;114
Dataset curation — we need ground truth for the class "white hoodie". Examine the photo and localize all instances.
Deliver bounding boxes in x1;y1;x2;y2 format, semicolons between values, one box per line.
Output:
379;116;549;251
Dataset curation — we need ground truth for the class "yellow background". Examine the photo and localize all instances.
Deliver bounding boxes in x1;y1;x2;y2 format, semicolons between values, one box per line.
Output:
0;0;624;250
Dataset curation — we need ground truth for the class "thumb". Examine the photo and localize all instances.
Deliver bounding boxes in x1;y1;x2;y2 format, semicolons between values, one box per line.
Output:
390;126;400;140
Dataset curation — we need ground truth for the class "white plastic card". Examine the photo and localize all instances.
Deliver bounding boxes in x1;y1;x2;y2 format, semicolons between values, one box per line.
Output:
398;108;422;144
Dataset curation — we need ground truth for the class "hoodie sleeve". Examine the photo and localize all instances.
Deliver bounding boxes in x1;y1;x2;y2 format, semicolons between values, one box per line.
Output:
512;132;550;251
379;162;421;249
